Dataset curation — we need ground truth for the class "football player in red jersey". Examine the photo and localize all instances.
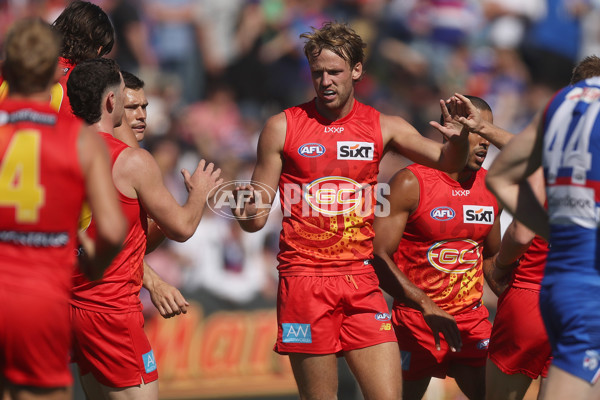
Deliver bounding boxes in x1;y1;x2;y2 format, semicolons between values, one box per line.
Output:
233;21;470;400
372;96;500;400
0;18;125;400
66;58;221;400
449;93;553;400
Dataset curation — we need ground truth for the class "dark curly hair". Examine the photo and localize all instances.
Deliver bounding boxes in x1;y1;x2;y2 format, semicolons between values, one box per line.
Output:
52;1;114;65
67;58;121;124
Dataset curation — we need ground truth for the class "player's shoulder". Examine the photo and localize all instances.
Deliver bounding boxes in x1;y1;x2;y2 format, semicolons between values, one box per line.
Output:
118;145;153;167
389;166;420;191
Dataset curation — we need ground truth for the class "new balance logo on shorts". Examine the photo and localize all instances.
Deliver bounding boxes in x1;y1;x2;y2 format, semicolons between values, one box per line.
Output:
282;323;312;343
142;350;157;373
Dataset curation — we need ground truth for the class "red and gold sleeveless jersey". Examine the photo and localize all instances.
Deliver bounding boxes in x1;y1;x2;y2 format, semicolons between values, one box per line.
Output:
0;99;85;297
393;164;499;314
277;99;383;276
0;57;74;113
71;132;148;313
511;235;548;291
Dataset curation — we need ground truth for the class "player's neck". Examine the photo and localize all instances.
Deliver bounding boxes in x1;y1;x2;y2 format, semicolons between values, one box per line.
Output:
91;117;114;136
8;91;51;103
446;169;473;183
315;97;355;122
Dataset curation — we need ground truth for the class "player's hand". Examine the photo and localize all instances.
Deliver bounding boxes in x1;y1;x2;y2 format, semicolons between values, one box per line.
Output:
231;183;261;220
421;299;462;352
149;278;189;318
429;98;469;143
449;93;486;133
484;254;516;297
182;159;223;196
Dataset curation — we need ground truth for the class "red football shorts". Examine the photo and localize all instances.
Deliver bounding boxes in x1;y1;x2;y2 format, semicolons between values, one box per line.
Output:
70;306;158;387
0;286;72;387
393;304;491;381
488;286;552;379
274;271;397;355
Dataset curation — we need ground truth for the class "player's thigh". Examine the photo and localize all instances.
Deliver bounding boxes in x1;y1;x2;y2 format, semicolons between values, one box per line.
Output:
288;353;338;400
345;342;401;400
8;386;71;400
485;359;532;400
402;377;431;400
540;365;600;400
80;373;158;400
451;363;485;400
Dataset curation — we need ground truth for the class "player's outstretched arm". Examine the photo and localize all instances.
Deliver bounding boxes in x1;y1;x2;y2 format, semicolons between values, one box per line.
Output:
372;169;462;352
234;112;285;232
484;168;545;296
143;261;189;318
78;125;126;279
115;148;222;242
381;108;468;174
486;115;548;240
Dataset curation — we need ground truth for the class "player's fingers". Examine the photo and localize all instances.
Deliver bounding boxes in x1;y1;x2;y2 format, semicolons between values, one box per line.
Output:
180;300;190;314
161;300;174;316
180;168;191;181
157;304;167;318
439;99;451;121
167;298;181;315
457;116;474;128
445;325;462;352
433;332;442;351
174;292;187;307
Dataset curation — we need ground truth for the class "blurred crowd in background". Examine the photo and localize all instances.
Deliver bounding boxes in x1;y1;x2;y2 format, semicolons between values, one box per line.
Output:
2;0;599;314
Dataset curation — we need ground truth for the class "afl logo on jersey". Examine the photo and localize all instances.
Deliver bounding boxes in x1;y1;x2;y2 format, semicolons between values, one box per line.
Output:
298;143;326;158
427;239;481;273
430;206;455;221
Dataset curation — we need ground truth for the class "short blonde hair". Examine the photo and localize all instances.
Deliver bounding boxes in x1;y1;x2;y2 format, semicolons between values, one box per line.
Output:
3;18;61;95
301;21;366;70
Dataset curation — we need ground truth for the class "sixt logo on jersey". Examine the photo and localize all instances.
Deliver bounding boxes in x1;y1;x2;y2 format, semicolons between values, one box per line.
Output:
463;205;494;225
337;141;374;160
298;143;326;158
430;206;455;221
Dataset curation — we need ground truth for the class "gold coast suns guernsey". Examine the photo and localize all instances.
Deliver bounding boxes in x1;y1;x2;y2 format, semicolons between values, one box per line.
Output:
0;99;85;297
278;99;383;276
394;164;499;314
71;132;148;312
